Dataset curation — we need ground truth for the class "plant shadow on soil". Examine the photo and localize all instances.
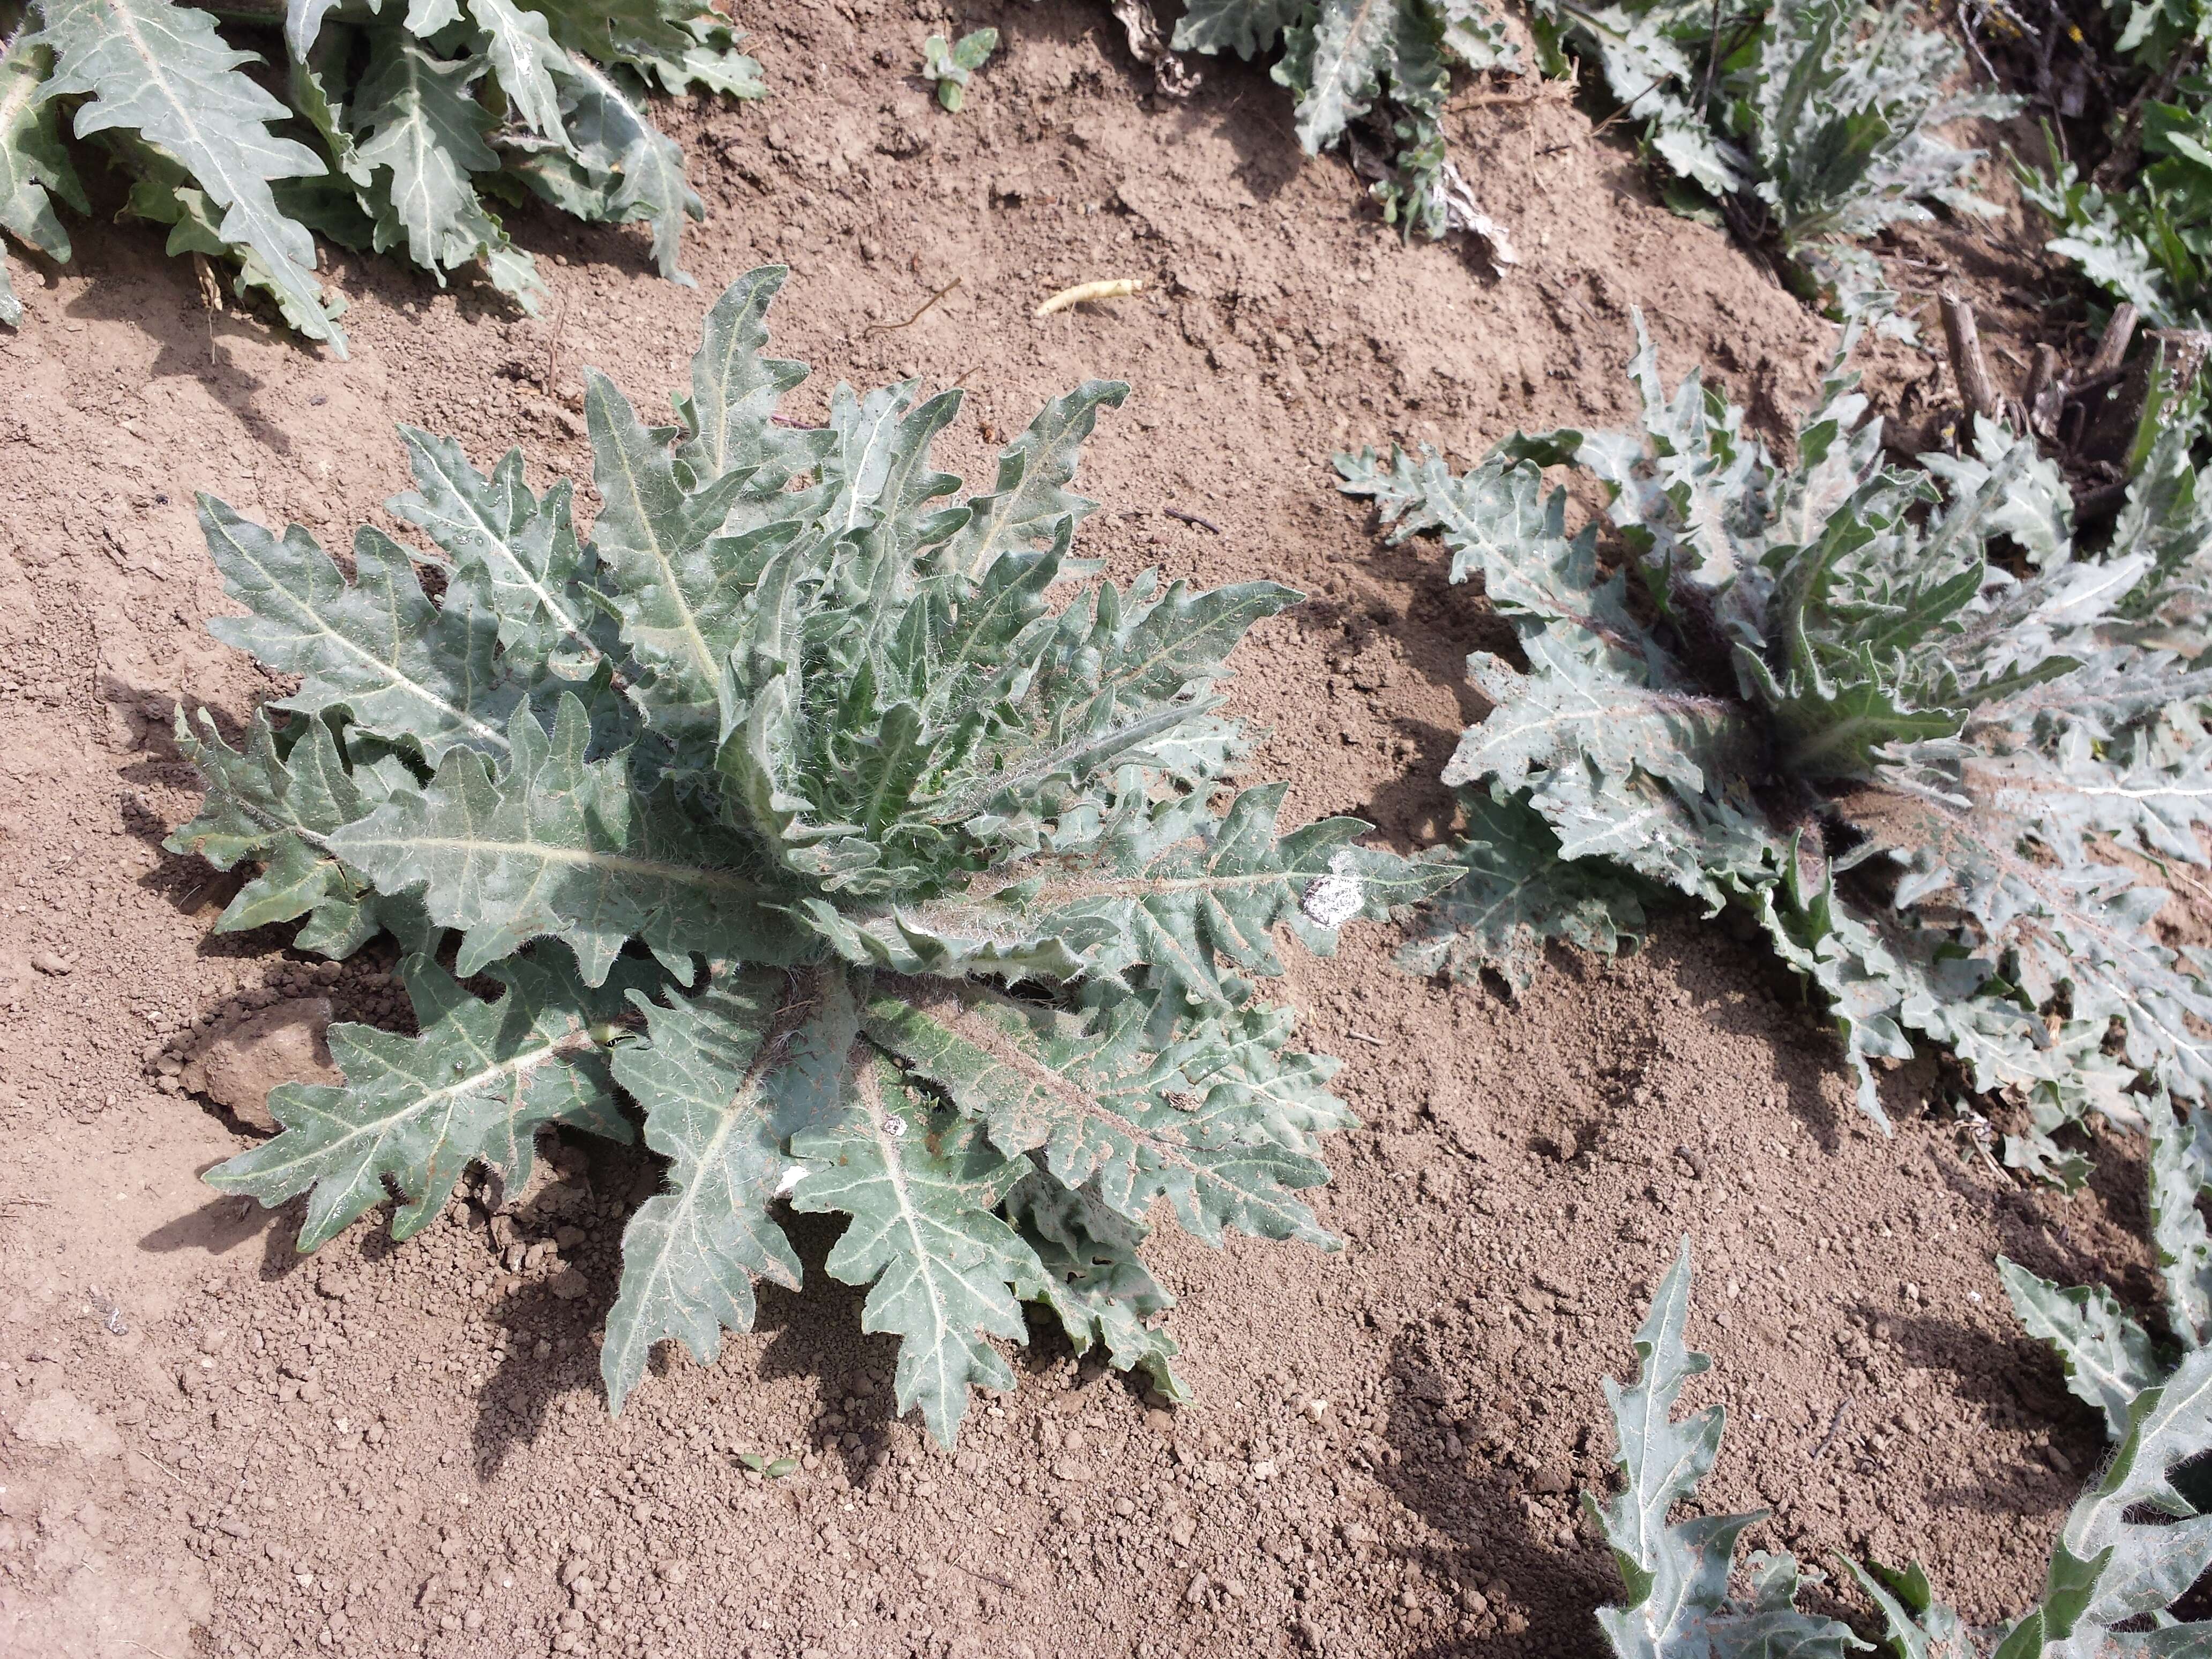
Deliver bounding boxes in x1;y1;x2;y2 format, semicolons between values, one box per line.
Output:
138;1184;303;1267
455;1157;1126;1485
1378;1331;1616;1656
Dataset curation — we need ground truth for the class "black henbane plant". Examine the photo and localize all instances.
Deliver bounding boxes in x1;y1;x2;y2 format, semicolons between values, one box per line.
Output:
1343;320;2212;1185
1588;1236;2212;1656
167;266;1453;1444
0;0;758;347
2001;1088;2212;1445
1169;0;1518;239
1527;0;2013;327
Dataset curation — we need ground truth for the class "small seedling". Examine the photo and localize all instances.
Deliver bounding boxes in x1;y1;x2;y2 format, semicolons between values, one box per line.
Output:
922;27;997;111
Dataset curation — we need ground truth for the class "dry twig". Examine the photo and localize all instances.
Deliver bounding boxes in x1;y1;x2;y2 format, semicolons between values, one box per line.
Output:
864;278;961;337
1939;290;2002;422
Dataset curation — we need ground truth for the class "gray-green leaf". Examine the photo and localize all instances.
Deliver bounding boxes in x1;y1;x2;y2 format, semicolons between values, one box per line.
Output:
207;950;651;1250
602;965;855;1412
1998;1256;2161;1442
328;694;806;986
197;495;525;763
35;0;341;351
791;1061;1047;1447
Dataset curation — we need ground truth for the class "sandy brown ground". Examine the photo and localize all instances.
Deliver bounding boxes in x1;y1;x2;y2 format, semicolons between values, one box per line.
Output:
0;5;2143;1657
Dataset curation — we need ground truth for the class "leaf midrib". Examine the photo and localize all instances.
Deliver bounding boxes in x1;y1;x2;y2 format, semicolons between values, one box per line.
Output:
238;1023;588;1188
339;829;771;895
416;449;600;665
597;397;720;696
216;517;513;753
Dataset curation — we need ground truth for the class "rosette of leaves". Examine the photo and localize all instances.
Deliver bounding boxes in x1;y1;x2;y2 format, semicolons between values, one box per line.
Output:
1588;1238;2212;1657
0;0;761;350
165;265;1453;1444
1168;0;1519;237
1526;0;2013;325
1342;318;2212;1184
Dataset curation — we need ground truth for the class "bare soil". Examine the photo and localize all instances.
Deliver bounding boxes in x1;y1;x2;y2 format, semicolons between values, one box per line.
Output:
0;6;2143;1657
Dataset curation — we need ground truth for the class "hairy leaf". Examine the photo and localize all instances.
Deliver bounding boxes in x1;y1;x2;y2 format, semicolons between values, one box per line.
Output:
791;1062;1047;1446
602;965;854;1411
515;53;700;284
922;27;997;111
1172;0;1518;242
1594;1241;2212;1658
1006;1168;1187;1400
0;28;83;326
2153;1096;2212;1350
1004;784;1460;1010
862;979;1345;1246
387;426;606;678
34;0;341;350
1530;0;2011;309
178;268;1403;1439
1398;790;1648;991
1998;1257;2161;1441
1997;1346;2212;1655
1587;1238;1863;1657
329;695;804;986
350;34;541;305
9;0;746;343
1358;320;2212;1160
198;495;526;764
207;951;652;1249
163;708;429;958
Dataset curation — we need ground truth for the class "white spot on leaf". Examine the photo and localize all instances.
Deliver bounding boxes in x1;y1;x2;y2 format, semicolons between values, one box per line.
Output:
1300;849;1364;931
